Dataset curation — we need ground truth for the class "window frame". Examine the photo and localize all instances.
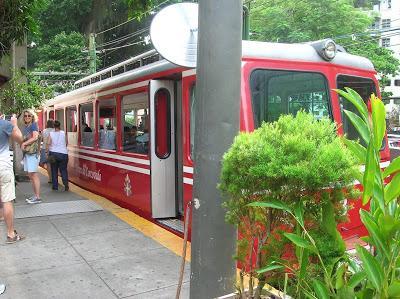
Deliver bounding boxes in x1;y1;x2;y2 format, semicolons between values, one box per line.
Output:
382;18;391;29
97;97;117;152
335;74;383;149
120;92;150;156
79;102;95;148
382;37;391;47
55;108;65;131
154;88;172;159
65;105;78;146
249;68;333;128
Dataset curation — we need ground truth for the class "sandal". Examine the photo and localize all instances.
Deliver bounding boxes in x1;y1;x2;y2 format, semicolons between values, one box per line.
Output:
6;230;25;244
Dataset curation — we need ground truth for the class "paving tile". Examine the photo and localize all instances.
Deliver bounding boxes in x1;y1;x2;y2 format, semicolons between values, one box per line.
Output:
50;211;131;237
0;219;63;243
88;247;190;298
48;210;107;220
0;263;118;299
0;237;83;276
127;282;190;299
69;228;163;261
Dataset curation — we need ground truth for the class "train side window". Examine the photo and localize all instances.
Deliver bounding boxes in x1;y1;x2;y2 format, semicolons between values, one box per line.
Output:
250;69;331;128
121;93;149;154
80;103;94;147
55;109;64;131
154;89;171;158
66;106;78;146
98;99;117;151
337;75;377;146
189;83;196;159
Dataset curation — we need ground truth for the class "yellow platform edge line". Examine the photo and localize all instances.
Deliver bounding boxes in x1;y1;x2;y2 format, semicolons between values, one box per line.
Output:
38;168;191;262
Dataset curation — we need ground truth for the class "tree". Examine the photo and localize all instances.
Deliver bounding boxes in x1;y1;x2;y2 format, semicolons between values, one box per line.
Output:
0;0;43;57
34;31;90;73
35;0;92;43
125;0;172;19
250;0;372;43
0;71;53;115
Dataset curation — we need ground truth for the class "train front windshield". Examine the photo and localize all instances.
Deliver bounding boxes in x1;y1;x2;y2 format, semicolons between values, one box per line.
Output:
250;69;331;128
250;71;378;144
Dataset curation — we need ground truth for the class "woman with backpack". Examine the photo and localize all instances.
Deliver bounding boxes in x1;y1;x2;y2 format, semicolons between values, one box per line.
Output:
21;109;41;204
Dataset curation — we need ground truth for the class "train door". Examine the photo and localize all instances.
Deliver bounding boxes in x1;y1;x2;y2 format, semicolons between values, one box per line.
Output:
149;80;176;218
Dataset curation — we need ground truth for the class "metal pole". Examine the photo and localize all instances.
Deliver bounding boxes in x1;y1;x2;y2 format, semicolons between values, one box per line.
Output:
243;5;250;40
89;33;97;74
190;1;242;298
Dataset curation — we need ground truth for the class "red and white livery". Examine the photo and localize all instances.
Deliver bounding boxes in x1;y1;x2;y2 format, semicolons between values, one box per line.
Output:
42;40;391;238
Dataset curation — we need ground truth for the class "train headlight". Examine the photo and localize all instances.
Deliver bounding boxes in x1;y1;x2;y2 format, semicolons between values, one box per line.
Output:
310;39;337;61
322;39;337;60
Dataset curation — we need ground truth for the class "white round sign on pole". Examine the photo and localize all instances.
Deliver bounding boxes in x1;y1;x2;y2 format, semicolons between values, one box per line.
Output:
150;3;199;68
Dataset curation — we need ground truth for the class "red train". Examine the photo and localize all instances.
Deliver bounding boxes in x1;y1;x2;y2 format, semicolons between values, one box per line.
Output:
41;39;390;239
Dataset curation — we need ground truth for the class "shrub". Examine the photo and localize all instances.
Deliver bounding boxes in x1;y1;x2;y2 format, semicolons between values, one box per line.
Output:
220;111;358;298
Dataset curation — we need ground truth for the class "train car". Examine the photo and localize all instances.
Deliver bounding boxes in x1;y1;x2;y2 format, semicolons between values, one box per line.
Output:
42;39;390;239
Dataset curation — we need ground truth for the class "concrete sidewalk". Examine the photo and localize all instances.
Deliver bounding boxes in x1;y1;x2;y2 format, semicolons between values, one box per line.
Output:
0;173;190;299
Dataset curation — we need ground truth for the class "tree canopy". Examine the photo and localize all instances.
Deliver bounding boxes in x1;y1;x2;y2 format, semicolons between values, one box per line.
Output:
0;0;43;57
37;0;92;43
0;71;53;115
250;0;372;43
34;31;90;73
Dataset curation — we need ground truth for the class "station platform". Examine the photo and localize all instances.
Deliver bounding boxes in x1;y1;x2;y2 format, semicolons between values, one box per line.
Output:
0;170;190;299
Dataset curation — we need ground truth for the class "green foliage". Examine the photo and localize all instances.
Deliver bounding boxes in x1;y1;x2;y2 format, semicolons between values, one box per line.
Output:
220;111;358;298
0;71;53;115
31;31;91;93
338;88;400;298
36;0;92;43
0;0;43;57
125;0;177;20
34;31;90;73
250;0;372;43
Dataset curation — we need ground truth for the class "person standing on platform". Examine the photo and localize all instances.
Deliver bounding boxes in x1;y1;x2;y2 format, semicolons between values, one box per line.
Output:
21;109;42;204
47;120;69;191
40;119;54;184
0;114;25;243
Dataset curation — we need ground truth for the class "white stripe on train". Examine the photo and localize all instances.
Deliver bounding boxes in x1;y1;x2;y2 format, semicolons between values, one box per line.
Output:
68;147;150;165
69;152;150;175
68;152;194;185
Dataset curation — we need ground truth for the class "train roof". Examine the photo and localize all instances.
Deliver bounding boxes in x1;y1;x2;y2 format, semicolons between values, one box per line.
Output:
46;40;375;106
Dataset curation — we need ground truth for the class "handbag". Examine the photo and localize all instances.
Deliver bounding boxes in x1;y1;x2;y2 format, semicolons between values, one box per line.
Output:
23;134;42;155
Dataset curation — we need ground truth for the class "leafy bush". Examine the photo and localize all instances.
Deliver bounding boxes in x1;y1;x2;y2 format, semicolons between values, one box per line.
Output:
220;111;358;298
335;89;400;299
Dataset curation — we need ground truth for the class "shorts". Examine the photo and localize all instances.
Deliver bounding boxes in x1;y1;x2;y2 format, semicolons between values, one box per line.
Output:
24;154;39;173
0;167;15;203
40;148;47;164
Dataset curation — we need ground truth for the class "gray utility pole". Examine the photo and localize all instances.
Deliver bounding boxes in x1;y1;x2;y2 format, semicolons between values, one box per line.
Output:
190;1;242;298
89;33;97;74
